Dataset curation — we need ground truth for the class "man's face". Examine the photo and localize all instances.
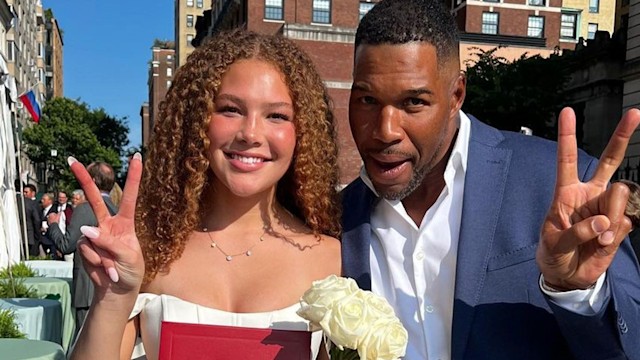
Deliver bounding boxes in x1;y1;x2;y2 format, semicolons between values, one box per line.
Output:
57;192;67;204
349;43;465;200
23;188;34;199
41;195;52;208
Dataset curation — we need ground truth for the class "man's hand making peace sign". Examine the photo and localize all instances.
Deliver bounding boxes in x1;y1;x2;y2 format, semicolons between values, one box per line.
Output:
537;107;640;291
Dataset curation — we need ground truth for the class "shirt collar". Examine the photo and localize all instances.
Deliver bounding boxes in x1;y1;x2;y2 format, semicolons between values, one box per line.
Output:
360;110;471;197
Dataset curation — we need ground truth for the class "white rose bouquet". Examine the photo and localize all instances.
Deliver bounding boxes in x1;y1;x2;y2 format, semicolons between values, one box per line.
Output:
297;275;408;360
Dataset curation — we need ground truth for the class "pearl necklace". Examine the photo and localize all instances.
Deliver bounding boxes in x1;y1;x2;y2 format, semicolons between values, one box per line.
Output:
202;227;267;261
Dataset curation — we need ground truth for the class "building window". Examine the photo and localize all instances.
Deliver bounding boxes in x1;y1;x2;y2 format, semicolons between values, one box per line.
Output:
187;34;194;47
187;0;193;6
167;80;172;88
483;0;499;3
528;0;545;6
39;68;44;83
560;12;578;40
196;0;203;8
186;15;194;27
7;40;14;61
312;0;331;24
167;54;173;61
589;0;599;13
167;67;172;77
37;42;44;58
265;0;283;20
359;2;375;20
527;16;544;38
482;12;499;35
587;23;598;39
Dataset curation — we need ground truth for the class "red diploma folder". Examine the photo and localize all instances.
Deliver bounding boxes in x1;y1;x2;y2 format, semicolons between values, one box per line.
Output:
158;321;312;359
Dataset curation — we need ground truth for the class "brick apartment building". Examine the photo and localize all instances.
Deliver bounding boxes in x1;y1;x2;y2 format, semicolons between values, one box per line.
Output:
191;0;615;184
455;0;616;64
142;44;175;148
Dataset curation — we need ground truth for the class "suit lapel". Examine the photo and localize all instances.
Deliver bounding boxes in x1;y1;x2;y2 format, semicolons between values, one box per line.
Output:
342;180;377;290
451;117;512;359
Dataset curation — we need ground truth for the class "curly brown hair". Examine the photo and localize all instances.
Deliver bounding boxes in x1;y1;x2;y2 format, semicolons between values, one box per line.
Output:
137;29;341;283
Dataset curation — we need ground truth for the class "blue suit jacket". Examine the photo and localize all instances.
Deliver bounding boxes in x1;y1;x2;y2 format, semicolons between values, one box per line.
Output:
342;116;640;359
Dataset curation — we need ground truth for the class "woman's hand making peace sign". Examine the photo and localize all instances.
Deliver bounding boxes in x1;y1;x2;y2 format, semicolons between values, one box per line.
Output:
68;153;145;298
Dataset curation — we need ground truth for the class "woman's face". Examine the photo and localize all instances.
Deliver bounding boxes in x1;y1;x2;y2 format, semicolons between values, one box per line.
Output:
207;58;296;198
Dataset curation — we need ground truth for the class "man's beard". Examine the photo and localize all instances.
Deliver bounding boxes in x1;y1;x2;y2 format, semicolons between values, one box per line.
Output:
378;163;429;201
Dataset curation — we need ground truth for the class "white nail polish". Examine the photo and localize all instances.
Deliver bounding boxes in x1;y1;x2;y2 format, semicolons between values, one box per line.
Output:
107;267;119;283
133;152;142;160
80;226;100;239
67;156;77;167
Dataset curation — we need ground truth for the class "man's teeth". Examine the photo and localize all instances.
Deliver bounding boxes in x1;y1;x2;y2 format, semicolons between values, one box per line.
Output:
231;154;264;164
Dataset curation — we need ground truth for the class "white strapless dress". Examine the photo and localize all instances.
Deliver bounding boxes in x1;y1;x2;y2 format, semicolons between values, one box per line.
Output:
129;293;322;360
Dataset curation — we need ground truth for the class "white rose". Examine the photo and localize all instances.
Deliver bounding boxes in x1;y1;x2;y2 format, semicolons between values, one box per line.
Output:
320;291;370;350
298;275;359;323
358;318;408;360
362;291;395;320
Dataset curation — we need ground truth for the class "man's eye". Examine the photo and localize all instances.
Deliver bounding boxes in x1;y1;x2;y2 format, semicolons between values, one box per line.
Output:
360;96;377;105
405;98;425;106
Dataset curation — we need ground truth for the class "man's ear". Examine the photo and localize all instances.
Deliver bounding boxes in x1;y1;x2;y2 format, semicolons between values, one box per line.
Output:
450;70;466;117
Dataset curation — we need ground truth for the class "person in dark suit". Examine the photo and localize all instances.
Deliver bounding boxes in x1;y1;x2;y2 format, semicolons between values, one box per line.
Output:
39;193;59;258
48;161;118;336
56;191;74;226
341;0;640;358
16;183;42;257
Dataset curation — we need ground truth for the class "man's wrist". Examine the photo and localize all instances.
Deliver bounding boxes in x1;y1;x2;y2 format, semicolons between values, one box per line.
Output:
540;275;597;292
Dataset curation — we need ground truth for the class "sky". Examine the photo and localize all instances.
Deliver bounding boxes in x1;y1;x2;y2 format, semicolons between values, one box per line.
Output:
45;0;175;149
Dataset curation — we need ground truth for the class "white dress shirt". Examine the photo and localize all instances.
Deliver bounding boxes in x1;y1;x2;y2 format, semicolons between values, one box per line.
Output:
363;111;609;360
41;204;52;231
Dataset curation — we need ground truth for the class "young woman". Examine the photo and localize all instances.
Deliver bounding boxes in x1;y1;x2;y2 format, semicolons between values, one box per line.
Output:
68;30;341;360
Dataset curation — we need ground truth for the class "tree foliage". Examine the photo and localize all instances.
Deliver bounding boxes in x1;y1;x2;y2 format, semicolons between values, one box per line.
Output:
22;97;129;192
463;47;570;140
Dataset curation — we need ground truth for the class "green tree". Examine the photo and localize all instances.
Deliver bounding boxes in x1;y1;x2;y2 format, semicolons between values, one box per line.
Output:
463;47;570;140
22;97;127;192
85;108;130;157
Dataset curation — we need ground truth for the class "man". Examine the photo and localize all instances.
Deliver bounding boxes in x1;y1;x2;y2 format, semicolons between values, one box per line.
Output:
56;191;74;226
40;193;59;258
341;0;640;358
70;189;86;208
23;184;37;200
17;183;42;257
47;161;118;335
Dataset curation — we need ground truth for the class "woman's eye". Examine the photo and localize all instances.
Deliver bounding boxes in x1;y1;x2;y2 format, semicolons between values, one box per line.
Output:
269;113;291;121
219;106;240;114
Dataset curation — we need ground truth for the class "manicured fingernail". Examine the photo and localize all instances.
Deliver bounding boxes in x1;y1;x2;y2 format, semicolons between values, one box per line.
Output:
133;152;142;161
107;267;119;283
600;230;615;245
67;156;77;167
80;226;100;239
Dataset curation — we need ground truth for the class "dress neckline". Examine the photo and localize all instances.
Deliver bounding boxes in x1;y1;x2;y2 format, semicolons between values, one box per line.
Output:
139;292;302;316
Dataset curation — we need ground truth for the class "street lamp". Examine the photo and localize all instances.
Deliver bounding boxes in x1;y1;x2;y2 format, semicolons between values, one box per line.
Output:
50;149;57;191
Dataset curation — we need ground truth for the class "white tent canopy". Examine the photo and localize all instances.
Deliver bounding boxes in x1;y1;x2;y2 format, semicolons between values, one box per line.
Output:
0;54;23;268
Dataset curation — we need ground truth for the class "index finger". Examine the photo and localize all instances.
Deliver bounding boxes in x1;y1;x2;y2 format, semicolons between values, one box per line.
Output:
591;109;640;187
117;152;143;220
556;107;579;187
68;157;110;223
